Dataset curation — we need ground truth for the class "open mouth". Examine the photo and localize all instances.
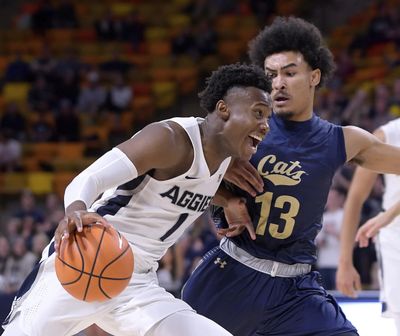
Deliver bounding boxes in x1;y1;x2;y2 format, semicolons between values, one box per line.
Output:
248;134;263;150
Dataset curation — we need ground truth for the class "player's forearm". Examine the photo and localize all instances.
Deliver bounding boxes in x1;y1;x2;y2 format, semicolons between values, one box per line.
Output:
65;201;87;216
212;184;236;208
338;200;362;265
385;201;400;223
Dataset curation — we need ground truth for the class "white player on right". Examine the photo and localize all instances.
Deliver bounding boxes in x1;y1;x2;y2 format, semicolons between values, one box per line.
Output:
337;117;400;336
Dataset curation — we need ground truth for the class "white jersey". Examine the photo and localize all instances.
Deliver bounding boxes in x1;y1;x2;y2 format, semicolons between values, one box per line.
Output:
91;117;231;269
380;118;400;229
2;117;234;336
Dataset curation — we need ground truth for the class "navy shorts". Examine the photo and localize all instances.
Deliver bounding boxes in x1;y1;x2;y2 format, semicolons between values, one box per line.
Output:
182;247;358;336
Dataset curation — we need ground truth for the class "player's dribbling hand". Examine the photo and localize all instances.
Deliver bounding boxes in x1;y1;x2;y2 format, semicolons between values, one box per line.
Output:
336;263;362;298
217;197;256;240
54;211;110;254
225;159;263;197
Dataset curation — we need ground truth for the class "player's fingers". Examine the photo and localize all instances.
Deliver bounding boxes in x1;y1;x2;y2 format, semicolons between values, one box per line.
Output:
354;275;362;292
244;221;256;240
81;212;110;228
230;178;258;197
72;211;84;232
366;225;379;239
54;217;69;254
217;225;244;237
237;164;263;193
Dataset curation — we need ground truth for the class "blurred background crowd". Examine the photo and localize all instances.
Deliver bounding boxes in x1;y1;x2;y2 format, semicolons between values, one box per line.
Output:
1;0;400;334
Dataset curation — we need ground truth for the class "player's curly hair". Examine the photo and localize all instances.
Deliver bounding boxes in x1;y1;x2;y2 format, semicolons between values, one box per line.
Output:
199;63;272;113
248;16;336;88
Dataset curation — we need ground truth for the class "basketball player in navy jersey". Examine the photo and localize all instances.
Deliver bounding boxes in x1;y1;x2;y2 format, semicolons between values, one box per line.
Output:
182;17;400;336
2;63;272;336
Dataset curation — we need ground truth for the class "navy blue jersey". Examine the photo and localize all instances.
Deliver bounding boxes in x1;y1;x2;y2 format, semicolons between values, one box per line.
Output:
230;113;346;264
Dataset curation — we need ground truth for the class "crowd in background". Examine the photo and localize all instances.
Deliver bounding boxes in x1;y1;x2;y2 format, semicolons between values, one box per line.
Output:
2;2;400;332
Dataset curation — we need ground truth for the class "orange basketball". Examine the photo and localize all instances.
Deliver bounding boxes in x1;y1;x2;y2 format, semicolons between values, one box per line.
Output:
55;224;134;302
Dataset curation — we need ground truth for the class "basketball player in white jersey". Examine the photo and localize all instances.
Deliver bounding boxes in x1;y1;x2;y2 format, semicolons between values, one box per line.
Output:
2;63;272;336
337;118;400;336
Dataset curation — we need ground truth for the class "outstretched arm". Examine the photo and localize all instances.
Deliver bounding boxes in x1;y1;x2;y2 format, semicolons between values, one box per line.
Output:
337;128;385;297
224;158;264;197
213;184;256;240
343;126;400;174
55;121;186;253
356;201;400;247
336;166;377;297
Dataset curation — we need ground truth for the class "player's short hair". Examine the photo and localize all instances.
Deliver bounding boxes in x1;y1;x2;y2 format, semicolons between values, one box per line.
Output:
199;63;272;113
248;16;336;87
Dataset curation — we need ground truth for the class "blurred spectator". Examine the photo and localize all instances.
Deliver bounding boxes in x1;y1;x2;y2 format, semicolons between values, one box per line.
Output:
123;11;145;51
0;236;14;335
341;87;371;127
29;104;56;142
99;50;133;78
157;248;183;297
20;215;36;249
94;9;123;41
28;76;55;112
105;74;133;114
53;0;78;28
316;187;346;290
366;3;393;46
30;46;57;81
13;190;44;224
315;88;348;125
0;236;11;291
4;217;22;246
53;47;83;82
250;0;276;24
368;83;393;130
3;236;37;292
31;0;56;34
77;70;107;119
195;21;218;57
3;53;33;83
388;78;400;117
0;102;27;140
54;69;80;106
180;211;219;283
335;50;356;82
31;232;50;263
171;27;197;57
54;99;81;141
0;129;22;172
44;192;65;224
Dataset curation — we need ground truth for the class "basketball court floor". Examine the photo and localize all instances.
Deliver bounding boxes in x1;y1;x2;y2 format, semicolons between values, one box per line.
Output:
335;291;396;336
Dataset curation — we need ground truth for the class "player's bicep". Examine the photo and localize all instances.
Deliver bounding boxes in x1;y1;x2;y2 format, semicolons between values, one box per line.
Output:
117;122;179;175
343;126;400;173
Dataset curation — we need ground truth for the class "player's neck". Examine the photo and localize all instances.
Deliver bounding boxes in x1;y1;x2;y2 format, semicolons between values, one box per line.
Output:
199;117;228;174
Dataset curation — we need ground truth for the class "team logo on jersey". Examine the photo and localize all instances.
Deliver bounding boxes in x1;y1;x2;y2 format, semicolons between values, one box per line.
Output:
160;186;213;212
214;258;227;268
257;154;307;186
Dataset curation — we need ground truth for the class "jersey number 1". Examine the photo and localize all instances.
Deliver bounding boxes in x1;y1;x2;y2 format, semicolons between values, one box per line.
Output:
255;191;299;239
160;213;189;241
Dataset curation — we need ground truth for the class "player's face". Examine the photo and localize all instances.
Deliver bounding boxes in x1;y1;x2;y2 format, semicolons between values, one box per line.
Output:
224;87;271;160
264;51;320;121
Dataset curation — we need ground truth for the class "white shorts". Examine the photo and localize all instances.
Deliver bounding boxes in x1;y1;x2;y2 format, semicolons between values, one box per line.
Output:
3;242;193;336
377;227;400;317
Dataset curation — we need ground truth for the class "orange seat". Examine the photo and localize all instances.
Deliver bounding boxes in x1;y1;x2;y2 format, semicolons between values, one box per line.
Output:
54;172;76;198
57;142;85;159
27;172;54;195
0;173;27;194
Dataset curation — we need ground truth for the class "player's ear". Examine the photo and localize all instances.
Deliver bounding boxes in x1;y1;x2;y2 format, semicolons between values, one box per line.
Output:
310;69;321;87
216;100;230;120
